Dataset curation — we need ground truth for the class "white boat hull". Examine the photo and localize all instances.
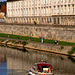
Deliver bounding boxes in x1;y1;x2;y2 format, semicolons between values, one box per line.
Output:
28;68;54;75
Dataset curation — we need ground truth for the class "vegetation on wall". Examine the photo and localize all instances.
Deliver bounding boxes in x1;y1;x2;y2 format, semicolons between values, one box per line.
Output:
68;47;75;54
61;46;64;50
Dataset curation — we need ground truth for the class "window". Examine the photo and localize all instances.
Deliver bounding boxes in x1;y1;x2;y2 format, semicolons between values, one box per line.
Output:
46;0;48;4
49;0;51;4
39;0;40;5
41;0;43;4
68;5;70;13
53;6;56;14
57;6;60;14
64;5;66;14
49;6;51;14
68;0;70;3
32;0;34;5
58;18;60;24
44;0;45;4
26;8;28;15
41;7;44;15
54;0;56;4
24;1;25;7
38;7;40;15
35;0;37;5
42;66;51;73
54;18;56;24
44;7;45;14
29;8;31;15
35;8;37;15
50;18;52;23
46;7;48;14
26;1;28;6
42;18;44;23
32;8;34;15
29;0;31;6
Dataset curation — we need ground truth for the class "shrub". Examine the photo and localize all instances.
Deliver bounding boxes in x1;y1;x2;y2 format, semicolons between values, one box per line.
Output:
0;39;5;42
68;47;75;54
21;41;28;45
61;46;64;50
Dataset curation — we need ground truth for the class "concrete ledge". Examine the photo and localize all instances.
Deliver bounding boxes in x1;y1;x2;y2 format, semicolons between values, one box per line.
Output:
25;42;75;57
0;38;75;57
0;23;75;28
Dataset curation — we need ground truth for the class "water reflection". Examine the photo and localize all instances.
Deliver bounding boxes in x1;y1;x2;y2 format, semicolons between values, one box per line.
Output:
0;53;7;75
0;54;6;63
68;56;75;63
0;47;75;75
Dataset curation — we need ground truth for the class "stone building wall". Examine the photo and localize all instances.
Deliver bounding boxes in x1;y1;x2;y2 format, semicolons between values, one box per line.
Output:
6;0;75;25
0;24;75;43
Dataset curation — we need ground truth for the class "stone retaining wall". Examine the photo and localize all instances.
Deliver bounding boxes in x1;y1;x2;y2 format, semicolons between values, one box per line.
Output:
25;42;74;56
0;38;74;56
0;24;75;43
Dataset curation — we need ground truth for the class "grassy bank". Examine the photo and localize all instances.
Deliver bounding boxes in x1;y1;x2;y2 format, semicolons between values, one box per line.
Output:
0;33;75;46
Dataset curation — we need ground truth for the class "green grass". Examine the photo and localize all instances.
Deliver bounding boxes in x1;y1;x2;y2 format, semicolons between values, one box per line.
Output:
0;33;75;46
68;47;75;54
0;33;28;40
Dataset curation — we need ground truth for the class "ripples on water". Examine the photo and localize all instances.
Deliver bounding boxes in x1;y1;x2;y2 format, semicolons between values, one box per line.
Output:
0;47;75;75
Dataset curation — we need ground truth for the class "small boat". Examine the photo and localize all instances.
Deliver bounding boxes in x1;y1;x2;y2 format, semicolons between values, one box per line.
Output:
28;56;54;75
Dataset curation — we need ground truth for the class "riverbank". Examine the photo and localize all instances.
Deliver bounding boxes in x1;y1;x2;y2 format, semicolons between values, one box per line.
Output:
0;33;75;46
0;38;27;51
25;42;75;57
0;38;75;57
0;24;75;43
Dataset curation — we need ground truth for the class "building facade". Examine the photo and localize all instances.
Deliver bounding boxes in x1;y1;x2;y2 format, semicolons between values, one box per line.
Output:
0;1;6;16
1;5;6;16
7;0;75;25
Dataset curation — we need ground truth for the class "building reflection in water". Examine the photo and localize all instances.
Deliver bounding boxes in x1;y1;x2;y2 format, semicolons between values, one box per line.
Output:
0;47;75;75
0;53;7;75
0;54;6;63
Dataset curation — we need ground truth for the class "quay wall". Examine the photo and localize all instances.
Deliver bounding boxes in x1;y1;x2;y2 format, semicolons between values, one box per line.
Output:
0;24;75;43
0;38;74;56
25;42;74;56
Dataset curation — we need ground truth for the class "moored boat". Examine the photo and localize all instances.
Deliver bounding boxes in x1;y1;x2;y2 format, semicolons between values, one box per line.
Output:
28;62;54;75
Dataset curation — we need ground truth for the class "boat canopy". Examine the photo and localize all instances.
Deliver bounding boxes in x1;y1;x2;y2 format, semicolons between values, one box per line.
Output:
36;62;52;73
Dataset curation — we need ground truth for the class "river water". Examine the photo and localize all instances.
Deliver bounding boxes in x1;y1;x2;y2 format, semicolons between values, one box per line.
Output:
0;47;75;75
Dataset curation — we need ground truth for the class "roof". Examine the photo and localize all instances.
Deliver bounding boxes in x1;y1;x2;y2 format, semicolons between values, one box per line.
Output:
52;14;75;17
7;0;20;2
36;62;52;66
36;62;53;72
